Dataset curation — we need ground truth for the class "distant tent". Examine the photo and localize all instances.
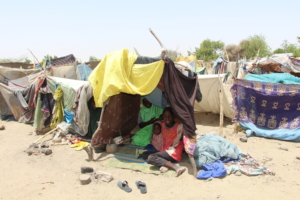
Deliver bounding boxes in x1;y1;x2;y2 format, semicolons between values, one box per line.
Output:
232;73;300;142
77;64;92;81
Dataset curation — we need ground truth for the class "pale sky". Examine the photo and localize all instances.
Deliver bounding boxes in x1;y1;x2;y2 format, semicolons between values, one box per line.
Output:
1;0;299;62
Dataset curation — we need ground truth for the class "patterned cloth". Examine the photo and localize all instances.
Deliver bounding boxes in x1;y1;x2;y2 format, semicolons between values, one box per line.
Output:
183;136;196;155
224;153;275;176
231;78;300;130
50;54;76;67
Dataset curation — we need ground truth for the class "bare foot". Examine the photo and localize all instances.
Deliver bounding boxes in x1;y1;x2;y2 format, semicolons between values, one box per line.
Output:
175;166;186;177
159;166;168;173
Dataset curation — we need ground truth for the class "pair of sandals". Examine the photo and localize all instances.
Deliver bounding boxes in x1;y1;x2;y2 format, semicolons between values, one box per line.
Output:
117;180;147;194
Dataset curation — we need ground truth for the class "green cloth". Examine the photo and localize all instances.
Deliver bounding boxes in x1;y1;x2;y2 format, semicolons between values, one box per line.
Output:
50;85;64;129
131;104;163;146
33;93;43;129
196;66;206;74
47;78;76;111
86;98;102;139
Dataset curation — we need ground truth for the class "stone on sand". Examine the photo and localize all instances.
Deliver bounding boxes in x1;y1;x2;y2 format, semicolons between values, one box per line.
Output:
79;174;91;185
93;170;114;183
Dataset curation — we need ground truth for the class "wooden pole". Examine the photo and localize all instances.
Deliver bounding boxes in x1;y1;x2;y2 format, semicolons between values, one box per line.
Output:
233;121;238;134
149;28;165;48
34;127;59;143
149;28;168;58
218;73;224;137
27;49;40;64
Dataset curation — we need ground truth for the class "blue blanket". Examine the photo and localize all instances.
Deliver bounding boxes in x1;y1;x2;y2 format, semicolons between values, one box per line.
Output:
194;134;240;168
240;122;300;142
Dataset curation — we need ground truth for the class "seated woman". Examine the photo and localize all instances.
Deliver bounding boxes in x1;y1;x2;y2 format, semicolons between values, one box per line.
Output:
141;107;186;177
131;98;163;146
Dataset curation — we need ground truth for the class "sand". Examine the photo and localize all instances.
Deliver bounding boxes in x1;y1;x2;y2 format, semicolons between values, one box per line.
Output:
0;113;299;200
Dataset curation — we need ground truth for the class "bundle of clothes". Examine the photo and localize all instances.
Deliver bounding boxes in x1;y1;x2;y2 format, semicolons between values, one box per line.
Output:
194;133;275;180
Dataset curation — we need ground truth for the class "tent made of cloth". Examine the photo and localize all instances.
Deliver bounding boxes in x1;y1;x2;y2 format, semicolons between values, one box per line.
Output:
231;74;300;141
89;49;200;146
0;68;42;118
77;64;92;81
0;66;40;83
47;76;87;111
175;55;201;68
194;74;232;119
40;54;76;68
50;64;81;80
0;73;45;122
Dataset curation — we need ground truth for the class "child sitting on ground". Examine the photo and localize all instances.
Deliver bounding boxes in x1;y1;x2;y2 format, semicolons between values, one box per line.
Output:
150;122;163;151
135;122;163;158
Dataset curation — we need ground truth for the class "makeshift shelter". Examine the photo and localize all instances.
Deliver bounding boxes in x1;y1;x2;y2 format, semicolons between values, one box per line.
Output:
0;66;41;118
175;55;204;74
249;54;300;74
77;64;92;81
194;74;232;119
231;73;300;142
88;49;200;147
51;64;81;80
33;76;91;135
213;57;228;74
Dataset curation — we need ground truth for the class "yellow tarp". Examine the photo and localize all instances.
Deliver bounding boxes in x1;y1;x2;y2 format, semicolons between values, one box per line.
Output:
176;55;202;68
88;49;165;107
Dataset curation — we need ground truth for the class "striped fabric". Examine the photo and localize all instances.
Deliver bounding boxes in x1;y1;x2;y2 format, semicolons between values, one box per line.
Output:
50;54;76;67
8;76;30;90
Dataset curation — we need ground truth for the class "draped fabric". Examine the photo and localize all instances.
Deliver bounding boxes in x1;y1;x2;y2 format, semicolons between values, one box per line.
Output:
162;58;198;137
88;49;164;108
231;78;300;130
50;85;64;129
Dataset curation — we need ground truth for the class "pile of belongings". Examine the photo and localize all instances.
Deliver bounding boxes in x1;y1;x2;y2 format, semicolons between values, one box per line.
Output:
193;133;275;180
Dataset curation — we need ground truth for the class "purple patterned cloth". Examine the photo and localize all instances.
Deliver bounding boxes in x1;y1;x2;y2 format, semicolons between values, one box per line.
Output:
231;79;300;130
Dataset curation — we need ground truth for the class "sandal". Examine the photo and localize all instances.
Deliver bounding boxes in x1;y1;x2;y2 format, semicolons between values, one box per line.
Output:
136;181;147;194
117;181;132;193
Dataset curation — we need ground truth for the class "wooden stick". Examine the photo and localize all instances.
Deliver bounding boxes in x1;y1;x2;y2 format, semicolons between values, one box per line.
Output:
27;49;40;64
149;28;165;48
218;73;224;137
34;127;58;143
233;121;238;134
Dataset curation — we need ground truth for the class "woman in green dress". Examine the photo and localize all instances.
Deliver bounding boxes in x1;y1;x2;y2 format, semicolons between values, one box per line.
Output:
131;98;163;146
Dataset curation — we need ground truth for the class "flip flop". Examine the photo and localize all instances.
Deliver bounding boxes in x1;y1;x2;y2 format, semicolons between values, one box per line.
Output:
74;142;89;151
117;181;132;193
135;181;147;194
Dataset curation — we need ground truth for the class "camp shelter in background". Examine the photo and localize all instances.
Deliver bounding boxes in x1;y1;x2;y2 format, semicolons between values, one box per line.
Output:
85;60;101;70
232;73;300;142
0;62;34;69
194;74;232;119
0;66;41;119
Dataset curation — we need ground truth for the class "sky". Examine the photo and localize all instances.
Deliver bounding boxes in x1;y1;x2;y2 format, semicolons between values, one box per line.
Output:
0;0;299;62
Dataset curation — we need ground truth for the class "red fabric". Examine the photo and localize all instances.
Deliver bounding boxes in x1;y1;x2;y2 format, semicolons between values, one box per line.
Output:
160;122;184;161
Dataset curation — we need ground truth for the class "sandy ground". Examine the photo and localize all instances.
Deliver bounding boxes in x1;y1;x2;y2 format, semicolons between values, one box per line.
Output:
0;113;300;200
